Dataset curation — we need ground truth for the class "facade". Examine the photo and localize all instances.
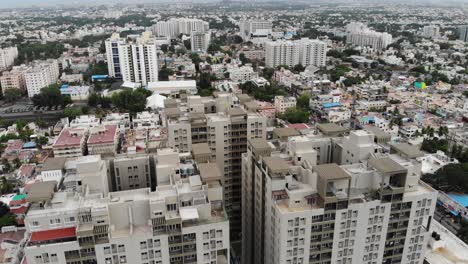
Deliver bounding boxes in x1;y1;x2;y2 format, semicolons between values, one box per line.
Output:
164;94;267;239
422;25;440;39
23;154;230;264
60;85;90;101
105;32;159;85
239;20;273;42
153;18;209;38
0;46;18;70
108;154;152;191
242;136;437;264
274;95;297;114
228;66;258;83
52;127;88;158
87;125;119;156
459;25;468;42
346;22;392;50
265;38;327;68
24;59;60;97
190;31;211;53
0;66;27;93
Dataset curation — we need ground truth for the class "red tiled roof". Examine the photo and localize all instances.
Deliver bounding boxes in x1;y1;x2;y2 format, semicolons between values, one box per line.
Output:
87;125;117;145
30;227;76;242
53;128;85;148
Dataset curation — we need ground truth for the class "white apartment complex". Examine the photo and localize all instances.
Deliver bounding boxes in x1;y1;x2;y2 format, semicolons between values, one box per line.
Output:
422;25;440;39
346;22;392;50
228;66;258;83
265;38;327;68
0;46;18;70
190;31;211;53
239;19;273;42
242;135;437;264
105;32;159;85
24;59;60;97
164;93;267;239
23;154;230;264
153;18;209;38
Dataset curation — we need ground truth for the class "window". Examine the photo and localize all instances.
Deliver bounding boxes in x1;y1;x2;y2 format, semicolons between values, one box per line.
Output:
167;204;177;211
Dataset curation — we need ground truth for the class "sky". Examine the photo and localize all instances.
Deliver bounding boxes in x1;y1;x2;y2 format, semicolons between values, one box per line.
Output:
0;0;467;9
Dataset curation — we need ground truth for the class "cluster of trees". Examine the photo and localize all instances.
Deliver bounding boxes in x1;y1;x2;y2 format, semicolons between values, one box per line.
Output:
278;94;311;124
239;81;287;102
422;163;468;193
197;72;216;97
83;61;109;83
16;42;66;64
88;93;112;108
31;84;71;107
420;137;450;154
0;201;16;227
159;66;174;81
63;107;89;119
329;65;352;82
326;48;360;60
64;34;110;49
110;88;152;114
3;88;23;103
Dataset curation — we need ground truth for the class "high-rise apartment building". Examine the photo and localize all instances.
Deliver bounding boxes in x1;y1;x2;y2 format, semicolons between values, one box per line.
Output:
422;25;440;39
24;59;60;97
0;65;28;93
459;25;468;42
0;46;18;70
152;18;209;38
163;93;267;240
23;154;230;264
265;38;327;68
190;31;211;53
242;133;437;264
105;32;159;85
239;19;273;42
346;22;392;50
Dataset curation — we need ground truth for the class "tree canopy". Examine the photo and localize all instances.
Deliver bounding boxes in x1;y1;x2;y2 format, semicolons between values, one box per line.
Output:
32;84;72;107
110;88;152;114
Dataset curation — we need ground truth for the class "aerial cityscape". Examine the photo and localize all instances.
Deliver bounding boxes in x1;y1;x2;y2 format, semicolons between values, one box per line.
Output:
0;1;467;264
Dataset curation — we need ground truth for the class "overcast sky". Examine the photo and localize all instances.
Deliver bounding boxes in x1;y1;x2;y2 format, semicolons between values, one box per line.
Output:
0;0;466;9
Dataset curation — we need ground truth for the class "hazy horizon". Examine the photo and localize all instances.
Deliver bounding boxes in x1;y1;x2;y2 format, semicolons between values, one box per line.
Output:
1;0;468;9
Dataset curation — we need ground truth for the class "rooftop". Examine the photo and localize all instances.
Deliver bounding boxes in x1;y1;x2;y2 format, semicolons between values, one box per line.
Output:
315;163;351;180
273;127;301;138
369;157;407;174
390;143;424;158
87;125;118;145
263;156;290;174
53;128;86;148
317;123;348;135
197;163;222;182
42;157;67;171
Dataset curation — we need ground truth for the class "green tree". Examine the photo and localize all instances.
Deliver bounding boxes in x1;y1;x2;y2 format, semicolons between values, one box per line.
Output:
111;88;152;114
159;67;174;81
0;177;13;194
63;107;83;119
31;84;71;107
297;94;310;111
35;118;48;129
3;88;22;103
279;108;309;124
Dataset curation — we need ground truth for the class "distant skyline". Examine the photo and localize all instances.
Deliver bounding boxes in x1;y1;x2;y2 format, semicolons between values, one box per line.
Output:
0;0;467;9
